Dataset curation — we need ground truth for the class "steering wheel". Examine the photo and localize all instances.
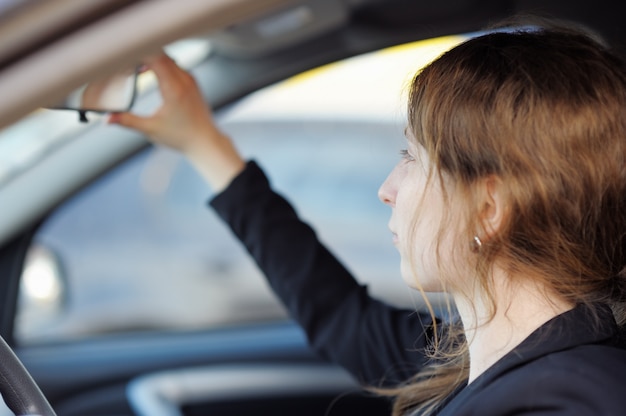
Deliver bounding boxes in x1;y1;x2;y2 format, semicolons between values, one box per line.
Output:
0;336;56;416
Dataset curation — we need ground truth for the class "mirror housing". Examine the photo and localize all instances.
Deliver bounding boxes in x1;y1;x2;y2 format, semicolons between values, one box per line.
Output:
50;67;139;119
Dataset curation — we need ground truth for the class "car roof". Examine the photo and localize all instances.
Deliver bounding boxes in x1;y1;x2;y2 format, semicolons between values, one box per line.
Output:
2;0;624;130
0;0;292;129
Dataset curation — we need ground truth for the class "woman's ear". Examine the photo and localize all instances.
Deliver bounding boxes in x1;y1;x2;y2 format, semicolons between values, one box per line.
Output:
478;175;509;240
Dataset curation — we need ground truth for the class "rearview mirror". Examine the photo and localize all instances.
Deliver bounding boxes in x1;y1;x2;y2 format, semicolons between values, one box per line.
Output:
51;67;139;118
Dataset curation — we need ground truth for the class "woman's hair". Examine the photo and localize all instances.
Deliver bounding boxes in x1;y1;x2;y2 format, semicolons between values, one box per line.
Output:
386;22;626;416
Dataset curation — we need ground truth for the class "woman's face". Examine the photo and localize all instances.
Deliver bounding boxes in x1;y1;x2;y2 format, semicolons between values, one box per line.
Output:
378;139;460;292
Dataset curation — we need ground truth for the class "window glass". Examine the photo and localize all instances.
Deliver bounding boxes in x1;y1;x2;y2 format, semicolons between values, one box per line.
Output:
15;36;467;344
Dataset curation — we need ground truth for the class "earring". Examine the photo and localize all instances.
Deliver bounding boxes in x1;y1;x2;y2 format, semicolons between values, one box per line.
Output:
471;235;482;253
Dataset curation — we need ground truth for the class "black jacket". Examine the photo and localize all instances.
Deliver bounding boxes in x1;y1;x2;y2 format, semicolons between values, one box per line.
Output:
211;161;626;415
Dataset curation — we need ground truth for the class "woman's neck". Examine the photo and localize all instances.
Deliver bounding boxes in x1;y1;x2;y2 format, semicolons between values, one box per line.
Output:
453;267;573;384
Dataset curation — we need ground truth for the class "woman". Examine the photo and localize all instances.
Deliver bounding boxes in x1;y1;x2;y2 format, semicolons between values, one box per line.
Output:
109;25;626;415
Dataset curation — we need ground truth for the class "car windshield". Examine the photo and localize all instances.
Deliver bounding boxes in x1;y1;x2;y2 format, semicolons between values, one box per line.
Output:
0;38;211;186
15;34;470;343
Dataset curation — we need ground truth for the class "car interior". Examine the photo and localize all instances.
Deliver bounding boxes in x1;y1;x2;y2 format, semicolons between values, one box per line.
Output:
0;0;624;415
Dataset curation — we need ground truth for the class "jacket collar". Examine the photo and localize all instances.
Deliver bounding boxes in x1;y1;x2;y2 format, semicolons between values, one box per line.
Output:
437;303;619;415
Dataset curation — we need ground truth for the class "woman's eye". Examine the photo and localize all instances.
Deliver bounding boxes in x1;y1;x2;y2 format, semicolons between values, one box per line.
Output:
400;149;415;162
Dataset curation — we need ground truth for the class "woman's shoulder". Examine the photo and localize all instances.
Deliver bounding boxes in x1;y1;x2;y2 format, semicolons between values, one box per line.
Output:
479;344;626;414
536;343;626;384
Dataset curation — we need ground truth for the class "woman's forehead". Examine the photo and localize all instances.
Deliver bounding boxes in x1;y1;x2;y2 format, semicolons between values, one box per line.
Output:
403;128;422;152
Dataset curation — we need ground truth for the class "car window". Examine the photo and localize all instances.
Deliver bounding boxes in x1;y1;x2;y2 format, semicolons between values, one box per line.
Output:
15;36;467;344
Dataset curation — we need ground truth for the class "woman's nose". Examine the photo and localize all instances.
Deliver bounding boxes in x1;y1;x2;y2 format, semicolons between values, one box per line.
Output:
378;167;398;207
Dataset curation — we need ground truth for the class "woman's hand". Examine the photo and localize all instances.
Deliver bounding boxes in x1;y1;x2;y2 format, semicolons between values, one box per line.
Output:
108;53;244;192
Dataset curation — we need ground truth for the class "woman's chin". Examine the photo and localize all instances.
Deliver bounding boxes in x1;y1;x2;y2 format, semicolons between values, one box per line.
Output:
401;273;443;292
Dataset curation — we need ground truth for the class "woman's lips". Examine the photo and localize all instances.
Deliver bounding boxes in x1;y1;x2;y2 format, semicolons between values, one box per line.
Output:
388;222;398;245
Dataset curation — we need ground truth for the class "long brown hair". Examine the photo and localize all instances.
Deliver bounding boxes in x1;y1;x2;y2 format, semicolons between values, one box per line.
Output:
385;24;626;416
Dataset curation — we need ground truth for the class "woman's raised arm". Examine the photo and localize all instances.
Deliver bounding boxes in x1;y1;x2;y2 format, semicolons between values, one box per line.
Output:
108;53;245;193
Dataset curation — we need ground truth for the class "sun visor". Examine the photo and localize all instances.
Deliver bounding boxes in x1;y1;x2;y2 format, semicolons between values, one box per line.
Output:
208;0;349;58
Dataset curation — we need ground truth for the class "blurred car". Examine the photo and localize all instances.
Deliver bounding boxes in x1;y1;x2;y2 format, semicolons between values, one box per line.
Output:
0;1;623;415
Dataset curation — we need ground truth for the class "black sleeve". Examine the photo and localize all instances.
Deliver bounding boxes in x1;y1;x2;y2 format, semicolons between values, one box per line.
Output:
210;161;435;386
